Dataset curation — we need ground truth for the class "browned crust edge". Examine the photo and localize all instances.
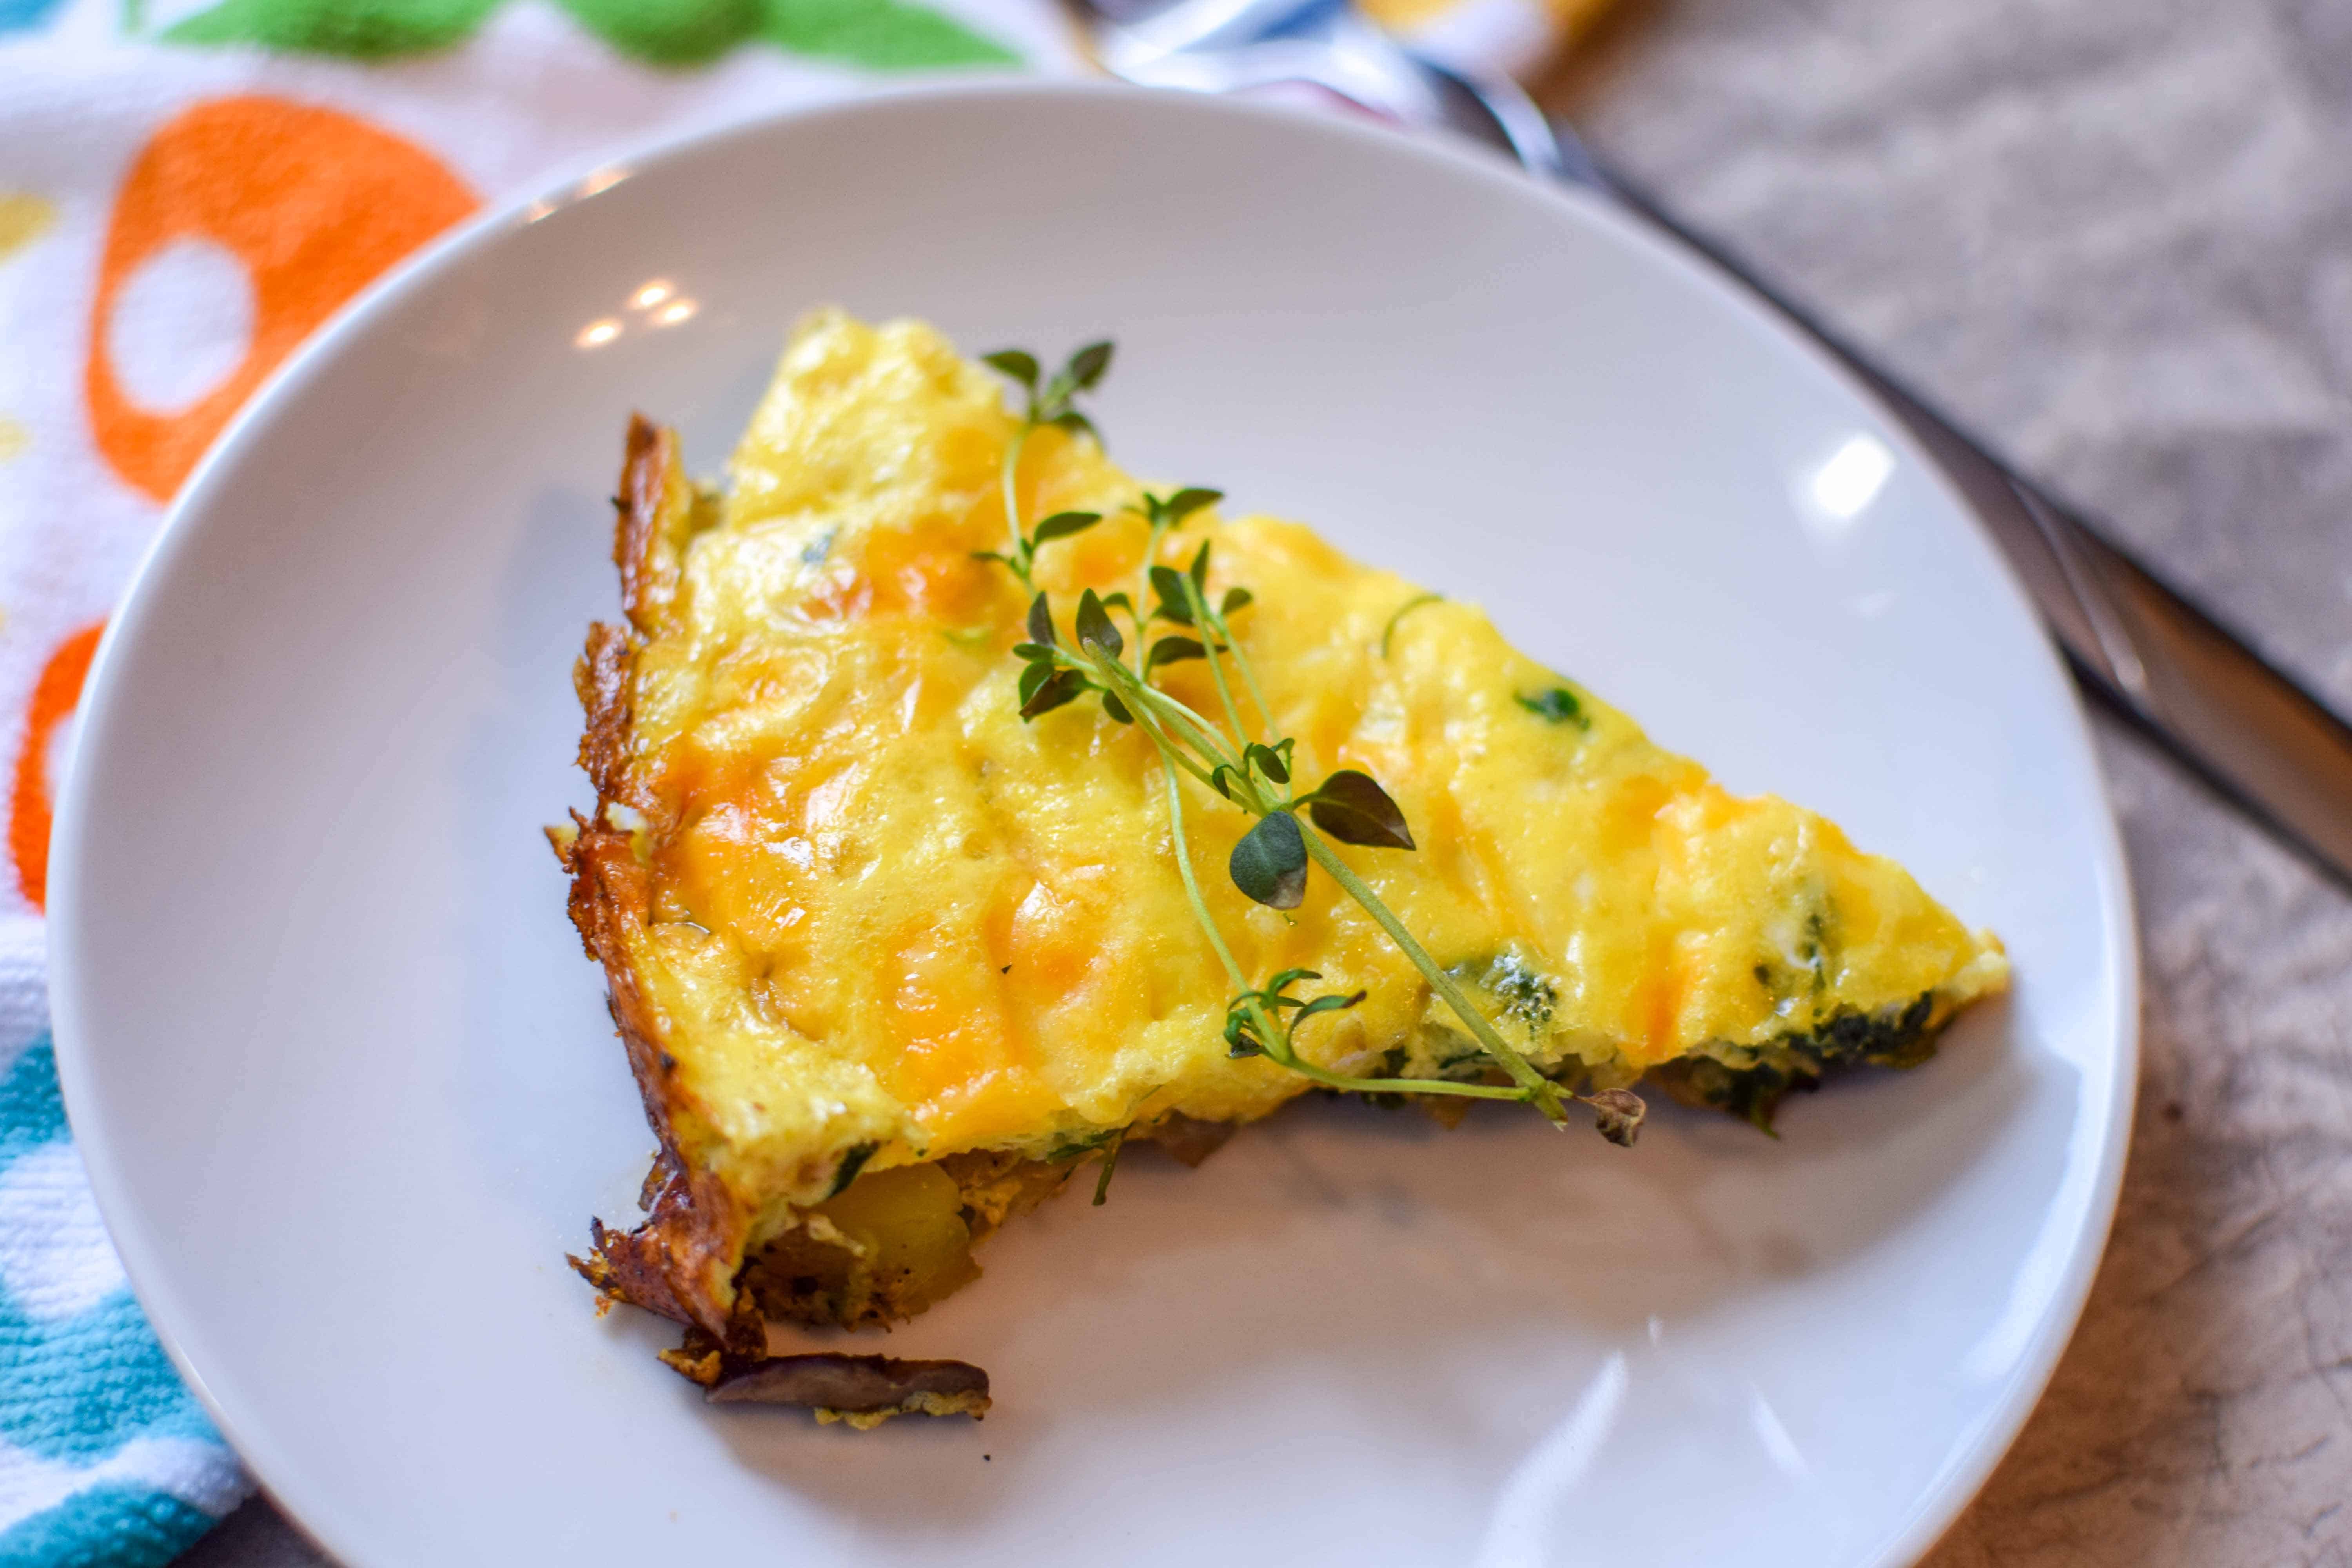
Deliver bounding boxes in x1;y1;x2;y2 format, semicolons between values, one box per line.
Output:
559;421;1245;1356
560;417;761;1355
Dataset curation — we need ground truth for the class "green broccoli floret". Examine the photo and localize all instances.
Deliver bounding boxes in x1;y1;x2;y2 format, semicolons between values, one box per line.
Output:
1659;992;1941;1134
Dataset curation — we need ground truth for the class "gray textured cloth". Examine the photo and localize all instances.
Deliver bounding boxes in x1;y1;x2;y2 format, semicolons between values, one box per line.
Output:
197;0;2352;1560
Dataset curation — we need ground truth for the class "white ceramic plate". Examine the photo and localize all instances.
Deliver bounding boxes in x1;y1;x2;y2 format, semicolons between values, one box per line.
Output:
51;83;2136;1568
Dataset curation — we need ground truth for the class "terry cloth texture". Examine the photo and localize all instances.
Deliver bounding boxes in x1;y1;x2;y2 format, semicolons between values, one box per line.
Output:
0;0;1595;1561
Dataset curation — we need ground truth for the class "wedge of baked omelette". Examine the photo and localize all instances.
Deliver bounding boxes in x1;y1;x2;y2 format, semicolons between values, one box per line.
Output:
558;312;2007;1422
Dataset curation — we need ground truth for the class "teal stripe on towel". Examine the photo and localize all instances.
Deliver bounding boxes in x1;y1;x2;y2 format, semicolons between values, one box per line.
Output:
0;1040;67;1168
0;1483;217;1568
0;1292;216;1467
0;1037;246;1563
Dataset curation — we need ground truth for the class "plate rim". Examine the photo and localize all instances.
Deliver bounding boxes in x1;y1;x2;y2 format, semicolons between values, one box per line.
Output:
47;77;2141;1568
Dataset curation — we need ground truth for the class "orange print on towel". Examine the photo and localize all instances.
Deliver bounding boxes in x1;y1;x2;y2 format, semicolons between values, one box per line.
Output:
10;623;103;913
87;97;477;503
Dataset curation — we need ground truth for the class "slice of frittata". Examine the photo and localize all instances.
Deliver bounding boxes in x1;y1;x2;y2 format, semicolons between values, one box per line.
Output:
559;312;2007;1370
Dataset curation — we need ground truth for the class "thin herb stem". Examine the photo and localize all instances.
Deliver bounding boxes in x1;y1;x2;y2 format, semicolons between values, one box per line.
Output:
1158;755;1247;989
1000;424;1031;570
1380;592;1443;658
1122;688;1225;793
1031;641;1223;783
1225;634;1276;736
1134;517;1167;655
1093;656;1242;778
1178;575;1252;751
1142;718;1295;1062
1092;1129;1125;1204
1296;825;1568;1123
1088;657;1226;787
1252;1051;1530;1101
1214;606;1270;743
1158;535;1272;732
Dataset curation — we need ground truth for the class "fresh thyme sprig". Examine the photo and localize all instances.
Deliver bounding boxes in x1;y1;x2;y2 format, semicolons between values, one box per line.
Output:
980;343;1645;1147
973;342;1112;590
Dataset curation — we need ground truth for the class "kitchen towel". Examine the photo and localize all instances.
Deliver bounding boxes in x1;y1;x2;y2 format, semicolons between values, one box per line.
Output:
0;0;1597;1561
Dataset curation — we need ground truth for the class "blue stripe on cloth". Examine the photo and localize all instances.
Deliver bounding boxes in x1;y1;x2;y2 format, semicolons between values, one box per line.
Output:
0;0;67;35
0;1038;245;1562
0;1292;219;1466
0;1040;67;1169
0;1484;216;1568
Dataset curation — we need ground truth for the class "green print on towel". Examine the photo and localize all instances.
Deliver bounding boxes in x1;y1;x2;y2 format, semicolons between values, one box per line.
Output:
163;0;1018;69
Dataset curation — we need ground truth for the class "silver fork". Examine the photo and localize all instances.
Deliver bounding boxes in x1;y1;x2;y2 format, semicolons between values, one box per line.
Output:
1071;0;2352;893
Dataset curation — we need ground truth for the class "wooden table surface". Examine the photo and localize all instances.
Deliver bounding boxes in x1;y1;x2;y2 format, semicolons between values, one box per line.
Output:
195;1;2352;1561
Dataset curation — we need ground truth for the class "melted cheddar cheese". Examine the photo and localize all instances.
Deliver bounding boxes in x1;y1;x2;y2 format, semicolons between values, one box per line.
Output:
591;311;2007;1261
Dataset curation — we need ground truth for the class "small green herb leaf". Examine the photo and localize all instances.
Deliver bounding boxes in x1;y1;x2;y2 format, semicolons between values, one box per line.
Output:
1101;691;1134;724
1187;540;1211;594
1165;486;1222;523
1027;591;1056;648
981;348;1039;390
1584;1088;1646;1147
1049;409;1100;444
1245;741;1291;786
1147;635;1206;671
1516;687;1586;727
1209;764;1239;800
1230;811;1308;909
1020;668;1086;719
1294;990;1366;1026
1065;340;1114;390
1075;589;1123;659
1149;565;1194;625
1221;586;1254;616
1011;642;1058;663
1031;510;1101;544
1224;1010;1265;1057
1305;771;1416;850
